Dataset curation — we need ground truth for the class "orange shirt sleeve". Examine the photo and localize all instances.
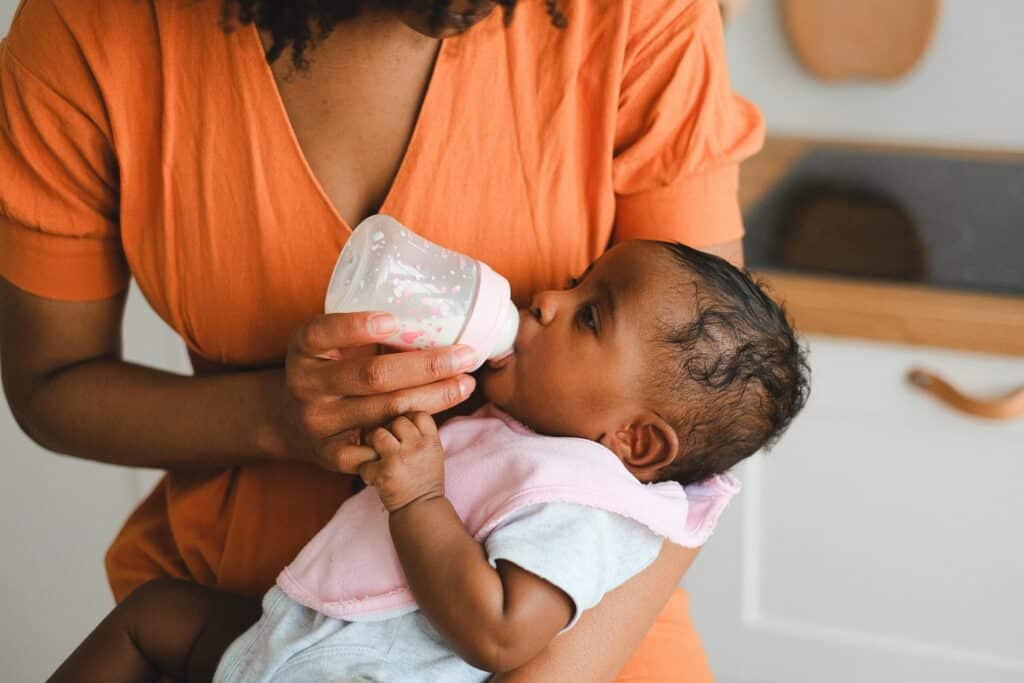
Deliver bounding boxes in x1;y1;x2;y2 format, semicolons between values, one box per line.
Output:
0;0;129;301
611;0;765;248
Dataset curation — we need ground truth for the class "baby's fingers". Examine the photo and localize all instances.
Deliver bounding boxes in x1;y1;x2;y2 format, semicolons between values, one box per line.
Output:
332;444;378;476
358;459;381;487
410;411;438;436
368;426;401;454
388;415;419;441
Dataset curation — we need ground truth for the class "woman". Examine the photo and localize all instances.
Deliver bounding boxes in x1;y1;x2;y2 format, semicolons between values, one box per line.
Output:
0;0;763;679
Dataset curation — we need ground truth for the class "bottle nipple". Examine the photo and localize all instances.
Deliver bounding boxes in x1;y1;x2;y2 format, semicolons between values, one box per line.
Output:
489;299;519;361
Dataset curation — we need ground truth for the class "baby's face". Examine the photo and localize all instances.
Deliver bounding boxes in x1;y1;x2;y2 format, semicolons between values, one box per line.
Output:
481;241;675;440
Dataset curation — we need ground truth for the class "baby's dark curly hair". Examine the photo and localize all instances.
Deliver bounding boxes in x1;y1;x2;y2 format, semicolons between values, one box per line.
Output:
216;1;567;71
648;242;810;485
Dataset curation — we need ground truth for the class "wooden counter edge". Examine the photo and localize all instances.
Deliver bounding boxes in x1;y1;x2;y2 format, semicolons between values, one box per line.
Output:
751;269;1024;357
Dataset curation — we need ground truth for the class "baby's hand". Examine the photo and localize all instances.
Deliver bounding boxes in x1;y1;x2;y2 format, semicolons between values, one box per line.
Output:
359;412;445;512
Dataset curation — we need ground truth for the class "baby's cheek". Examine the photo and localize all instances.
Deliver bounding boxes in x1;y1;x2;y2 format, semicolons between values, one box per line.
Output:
479;368;511;405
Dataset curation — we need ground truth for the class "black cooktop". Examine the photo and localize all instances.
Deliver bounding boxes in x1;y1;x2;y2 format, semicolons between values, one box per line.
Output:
743;147;1024;297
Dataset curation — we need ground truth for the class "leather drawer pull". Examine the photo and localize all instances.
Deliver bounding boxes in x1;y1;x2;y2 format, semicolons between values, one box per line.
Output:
907;368;1024;420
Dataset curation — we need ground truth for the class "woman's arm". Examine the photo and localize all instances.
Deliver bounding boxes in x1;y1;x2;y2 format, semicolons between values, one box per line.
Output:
0;277;286;469
0;276;475;471
492;542;700;683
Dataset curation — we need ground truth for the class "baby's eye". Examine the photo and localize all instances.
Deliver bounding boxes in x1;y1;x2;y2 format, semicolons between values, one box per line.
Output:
577;304;598;332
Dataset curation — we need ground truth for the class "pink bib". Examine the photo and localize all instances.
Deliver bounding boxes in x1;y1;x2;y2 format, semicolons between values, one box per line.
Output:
277;404;740;620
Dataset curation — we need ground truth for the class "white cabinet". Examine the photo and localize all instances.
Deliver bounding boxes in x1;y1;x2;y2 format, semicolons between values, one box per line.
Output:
685;334;1024;683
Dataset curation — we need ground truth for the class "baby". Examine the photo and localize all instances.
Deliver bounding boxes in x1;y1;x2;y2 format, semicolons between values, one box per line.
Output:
49;239;809;682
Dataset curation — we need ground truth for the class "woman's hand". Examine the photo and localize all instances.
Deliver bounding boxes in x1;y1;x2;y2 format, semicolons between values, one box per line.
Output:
266;311;477;472
358;412;445;512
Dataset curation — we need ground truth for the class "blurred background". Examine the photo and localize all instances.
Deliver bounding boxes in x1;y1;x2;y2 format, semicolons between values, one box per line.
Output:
723;0;1023;148
2;1;1022;681
685;3;1024;683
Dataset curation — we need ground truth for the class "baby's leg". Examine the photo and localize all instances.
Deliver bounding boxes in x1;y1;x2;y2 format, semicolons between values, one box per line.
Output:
48;578;260;683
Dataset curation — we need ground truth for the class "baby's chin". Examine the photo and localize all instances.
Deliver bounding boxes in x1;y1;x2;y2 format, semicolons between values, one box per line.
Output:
478;363;534;424
478;364;511;407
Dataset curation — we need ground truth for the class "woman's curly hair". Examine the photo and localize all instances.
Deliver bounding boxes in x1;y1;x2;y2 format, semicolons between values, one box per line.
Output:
217;1;567;71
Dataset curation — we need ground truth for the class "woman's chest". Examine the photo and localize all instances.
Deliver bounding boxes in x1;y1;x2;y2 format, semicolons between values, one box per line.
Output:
265;29;441;230
118;19;618;367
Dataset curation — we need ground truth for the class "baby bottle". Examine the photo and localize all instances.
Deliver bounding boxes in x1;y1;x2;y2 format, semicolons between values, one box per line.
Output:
325;214;519;371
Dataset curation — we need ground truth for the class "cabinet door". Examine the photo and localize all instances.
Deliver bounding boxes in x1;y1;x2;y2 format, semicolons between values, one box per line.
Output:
684;335;1024;683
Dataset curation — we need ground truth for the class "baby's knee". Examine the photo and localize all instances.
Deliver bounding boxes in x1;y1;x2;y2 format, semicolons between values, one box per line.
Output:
122;577;188;608
116;578;207;631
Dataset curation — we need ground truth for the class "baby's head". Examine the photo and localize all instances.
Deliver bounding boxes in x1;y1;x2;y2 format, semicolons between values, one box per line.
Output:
480;240;810;485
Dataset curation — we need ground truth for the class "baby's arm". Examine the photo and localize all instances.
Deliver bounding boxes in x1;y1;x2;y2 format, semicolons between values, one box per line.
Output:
360;413;573;673
392;498;573;672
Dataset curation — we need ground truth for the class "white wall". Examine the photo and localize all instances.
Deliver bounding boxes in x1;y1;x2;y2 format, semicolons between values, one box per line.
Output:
724;0;1024;150
0;1;12;31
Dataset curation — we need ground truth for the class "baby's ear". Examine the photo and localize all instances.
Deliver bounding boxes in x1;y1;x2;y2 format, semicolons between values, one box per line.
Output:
599;412;680;482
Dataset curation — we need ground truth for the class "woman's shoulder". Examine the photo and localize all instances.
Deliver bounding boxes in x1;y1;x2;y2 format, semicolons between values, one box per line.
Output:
4;0;212;87
6;0;155;57
528;0;716;37
618;0;722;61
492;0;720;78
3;0;231;142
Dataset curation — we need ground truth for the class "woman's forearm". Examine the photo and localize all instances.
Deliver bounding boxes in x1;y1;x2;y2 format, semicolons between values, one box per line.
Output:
21;357;288;469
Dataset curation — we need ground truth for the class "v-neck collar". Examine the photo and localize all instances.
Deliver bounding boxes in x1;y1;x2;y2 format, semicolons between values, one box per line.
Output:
243;20;453;235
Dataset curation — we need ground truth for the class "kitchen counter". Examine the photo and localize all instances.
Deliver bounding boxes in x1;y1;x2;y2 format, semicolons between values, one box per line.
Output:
741;137;1024;356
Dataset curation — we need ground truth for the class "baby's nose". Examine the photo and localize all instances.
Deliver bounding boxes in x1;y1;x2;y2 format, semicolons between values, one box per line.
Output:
529;290;559;325
529;303;542;321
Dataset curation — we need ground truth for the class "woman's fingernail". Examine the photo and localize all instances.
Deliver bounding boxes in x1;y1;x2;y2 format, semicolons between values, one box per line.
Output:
458;375;476;396
368;314;398;335
453;346;477;370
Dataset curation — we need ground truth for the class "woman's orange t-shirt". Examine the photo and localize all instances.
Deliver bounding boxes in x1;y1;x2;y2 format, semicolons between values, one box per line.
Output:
0;0;762;679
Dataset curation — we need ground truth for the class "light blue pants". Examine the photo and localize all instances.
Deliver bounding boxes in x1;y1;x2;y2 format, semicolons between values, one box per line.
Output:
213;586;491;682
